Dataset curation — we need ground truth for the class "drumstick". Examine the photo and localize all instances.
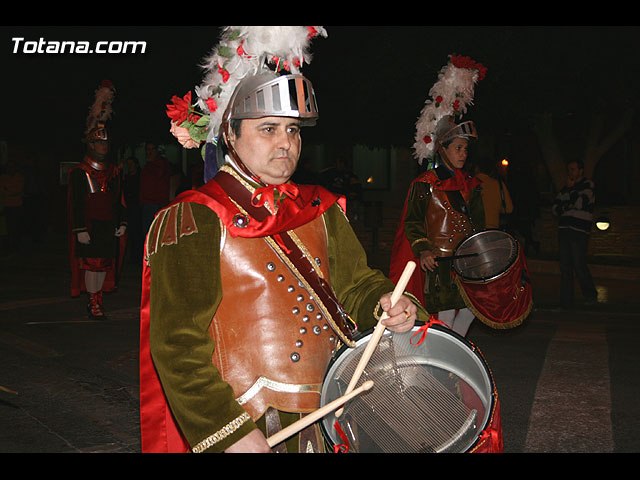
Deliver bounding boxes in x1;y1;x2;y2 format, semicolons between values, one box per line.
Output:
434;253;479;261
266;380;374;448
335;260;416;418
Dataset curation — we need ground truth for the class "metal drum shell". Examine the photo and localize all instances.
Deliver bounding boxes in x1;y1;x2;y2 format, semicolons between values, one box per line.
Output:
452;229;520;284
319;324;501;453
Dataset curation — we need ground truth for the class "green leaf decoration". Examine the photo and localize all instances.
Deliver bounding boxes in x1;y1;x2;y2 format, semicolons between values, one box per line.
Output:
194;115;210;127
188;115;211;143
218;45;233;58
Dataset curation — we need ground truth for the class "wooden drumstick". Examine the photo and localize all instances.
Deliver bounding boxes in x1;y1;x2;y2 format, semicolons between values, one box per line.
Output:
335;260;416;418
434;253;479;261
266;380;374;448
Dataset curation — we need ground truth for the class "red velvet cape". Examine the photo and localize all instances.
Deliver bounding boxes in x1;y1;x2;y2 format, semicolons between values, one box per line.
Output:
139;178;344;453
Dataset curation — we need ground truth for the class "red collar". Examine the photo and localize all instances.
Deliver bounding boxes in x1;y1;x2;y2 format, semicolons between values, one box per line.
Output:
418;168;481;194
171;166;345;238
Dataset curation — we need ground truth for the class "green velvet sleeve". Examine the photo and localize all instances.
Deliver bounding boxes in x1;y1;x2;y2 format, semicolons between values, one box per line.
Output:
148;202;257;452
324;203;429;332
403;182;434;257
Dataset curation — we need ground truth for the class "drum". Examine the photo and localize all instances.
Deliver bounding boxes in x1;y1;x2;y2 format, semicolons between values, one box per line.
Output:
320;324;502;453
452;230;532;329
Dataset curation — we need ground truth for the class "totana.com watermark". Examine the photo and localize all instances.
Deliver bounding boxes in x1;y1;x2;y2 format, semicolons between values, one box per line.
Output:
11;37;147;54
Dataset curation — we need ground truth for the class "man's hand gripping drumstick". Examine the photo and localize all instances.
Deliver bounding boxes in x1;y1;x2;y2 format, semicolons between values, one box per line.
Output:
266;380;374;448
335;261;417;418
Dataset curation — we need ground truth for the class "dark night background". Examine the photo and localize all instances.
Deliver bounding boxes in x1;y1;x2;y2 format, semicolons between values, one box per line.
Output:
2;25;640;206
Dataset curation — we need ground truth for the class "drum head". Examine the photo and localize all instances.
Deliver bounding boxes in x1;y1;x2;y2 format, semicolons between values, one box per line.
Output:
453;230;518;282
320;325;496;453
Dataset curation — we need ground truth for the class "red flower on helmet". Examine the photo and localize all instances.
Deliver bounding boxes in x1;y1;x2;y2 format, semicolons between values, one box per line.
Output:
166;91;193;124
218;63;230;83
423;135;432;144
450;54;487;81
205;97;218;114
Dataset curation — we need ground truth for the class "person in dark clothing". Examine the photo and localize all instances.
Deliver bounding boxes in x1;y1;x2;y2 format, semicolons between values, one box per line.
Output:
140;142;171;237
123;156;142;264
552;160;598;308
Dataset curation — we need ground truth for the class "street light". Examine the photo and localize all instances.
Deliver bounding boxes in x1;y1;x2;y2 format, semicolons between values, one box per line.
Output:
595;217;611;231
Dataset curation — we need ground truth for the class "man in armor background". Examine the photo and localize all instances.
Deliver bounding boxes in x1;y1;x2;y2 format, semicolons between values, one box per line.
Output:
67;80;127;317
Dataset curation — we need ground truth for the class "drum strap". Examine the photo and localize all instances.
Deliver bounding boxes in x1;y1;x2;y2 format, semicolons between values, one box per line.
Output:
213;170;356;347
264;407;324;453
435;166;472;218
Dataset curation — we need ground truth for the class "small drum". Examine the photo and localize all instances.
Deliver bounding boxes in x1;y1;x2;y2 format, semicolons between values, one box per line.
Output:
452;230;532;329
320;324;503;453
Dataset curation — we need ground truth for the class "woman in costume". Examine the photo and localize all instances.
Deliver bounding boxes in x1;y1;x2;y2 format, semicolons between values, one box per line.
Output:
390;55;487;337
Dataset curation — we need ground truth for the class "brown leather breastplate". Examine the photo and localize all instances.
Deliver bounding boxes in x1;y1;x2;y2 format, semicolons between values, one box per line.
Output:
426;186;474;256
210;215;337;419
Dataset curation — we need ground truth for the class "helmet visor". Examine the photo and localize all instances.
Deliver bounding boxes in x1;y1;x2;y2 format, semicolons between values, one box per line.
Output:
228;73;319;126
439;120;477;146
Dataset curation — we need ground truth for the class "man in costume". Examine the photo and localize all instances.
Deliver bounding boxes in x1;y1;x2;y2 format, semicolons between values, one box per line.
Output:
68;80;127;317
552;160;598;309
390;56;487;337
139;26;422;453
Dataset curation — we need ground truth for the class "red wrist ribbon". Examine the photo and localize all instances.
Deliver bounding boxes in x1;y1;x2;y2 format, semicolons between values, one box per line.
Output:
410;316;449;345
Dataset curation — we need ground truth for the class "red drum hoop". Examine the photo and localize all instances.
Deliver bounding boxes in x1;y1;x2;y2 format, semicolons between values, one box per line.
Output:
319;324;503;453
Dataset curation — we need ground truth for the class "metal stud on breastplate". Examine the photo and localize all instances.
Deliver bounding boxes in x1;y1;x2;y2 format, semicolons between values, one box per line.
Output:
266;262;275;271
233;213;249;228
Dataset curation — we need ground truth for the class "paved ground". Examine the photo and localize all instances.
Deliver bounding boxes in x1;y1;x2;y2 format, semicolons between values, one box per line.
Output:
1;231;639;453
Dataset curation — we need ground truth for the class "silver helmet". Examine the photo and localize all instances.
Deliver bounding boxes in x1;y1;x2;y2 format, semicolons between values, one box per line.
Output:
222;71;319;128
434;116;477;147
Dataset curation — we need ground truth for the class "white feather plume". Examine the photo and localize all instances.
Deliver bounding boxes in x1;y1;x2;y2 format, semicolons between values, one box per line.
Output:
413;57;482;164
86;81;116;135
195;26;327;143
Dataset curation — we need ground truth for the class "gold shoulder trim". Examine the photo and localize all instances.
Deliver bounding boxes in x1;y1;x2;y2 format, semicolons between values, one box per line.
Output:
145;203;200;263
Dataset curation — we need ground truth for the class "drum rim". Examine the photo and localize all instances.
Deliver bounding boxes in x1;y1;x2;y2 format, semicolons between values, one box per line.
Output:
319;322;498;453
453;229;520;283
